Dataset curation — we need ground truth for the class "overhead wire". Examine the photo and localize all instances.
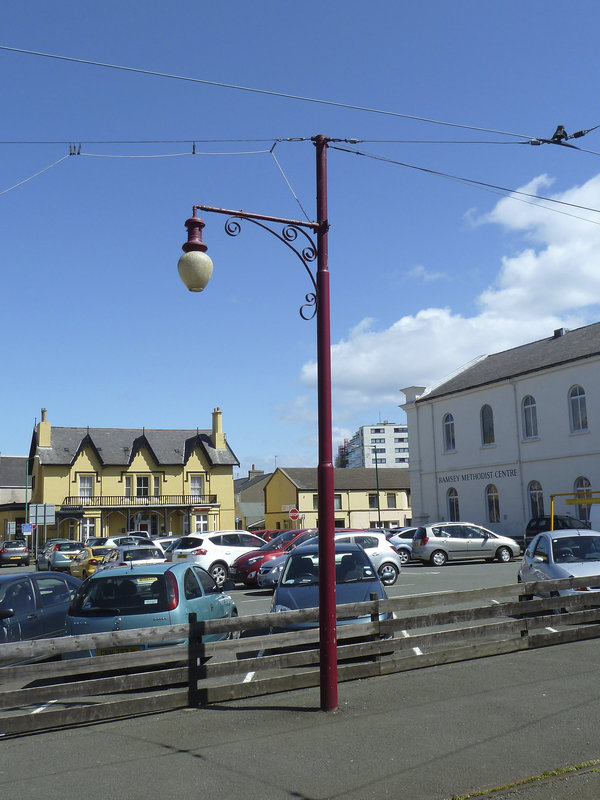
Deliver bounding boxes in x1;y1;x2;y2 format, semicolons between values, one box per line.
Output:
0;154;69;196
330;144;600;224
0;44;535;141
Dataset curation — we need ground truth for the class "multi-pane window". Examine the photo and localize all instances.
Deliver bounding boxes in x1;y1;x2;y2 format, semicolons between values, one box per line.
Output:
153;476;160;497
368;493;378;509
575;476;592;523
528;481;544;518
124;476;132;498
387;492;396;509
313;494;319;511
480;404;495;445
486;484;500;523
81;517;95;539
443;413;455;451
569;385;588;432
136;476;149;497
370;428;384;433
195;514;209;533
522;396;538;439
371;438;385;444
190;475;203;498
79;475;93;498
447;488;460;521
334;494;342;510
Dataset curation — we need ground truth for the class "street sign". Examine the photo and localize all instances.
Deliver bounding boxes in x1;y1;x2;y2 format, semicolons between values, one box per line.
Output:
289;507;299;521
28;504;56;524
21;523;33;535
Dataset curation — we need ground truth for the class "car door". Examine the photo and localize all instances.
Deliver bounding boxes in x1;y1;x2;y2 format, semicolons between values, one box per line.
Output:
437;525;469;560
464;525;496;559
32;574;74;638
184;567;224;642
520;534;551;594
0;577;43;641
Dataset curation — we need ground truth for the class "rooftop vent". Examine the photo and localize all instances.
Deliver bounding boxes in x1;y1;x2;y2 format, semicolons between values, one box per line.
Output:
553;328;566;338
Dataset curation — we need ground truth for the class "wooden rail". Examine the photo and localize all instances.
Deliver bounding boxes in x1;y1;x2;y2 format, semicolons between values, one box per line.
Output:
2;574;600;736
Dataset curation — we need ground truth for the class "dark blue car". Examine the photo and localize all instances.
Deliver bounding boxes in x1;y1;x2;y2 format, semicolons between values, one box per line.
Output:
0;571;82;647
270;543;391;631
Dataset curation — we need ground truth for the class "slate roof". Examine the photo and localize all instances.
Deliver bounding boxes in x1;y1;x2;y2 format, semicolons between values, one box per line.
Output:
278;467;411;491
418;323;600;402
30;427;239;468
0;456;31;488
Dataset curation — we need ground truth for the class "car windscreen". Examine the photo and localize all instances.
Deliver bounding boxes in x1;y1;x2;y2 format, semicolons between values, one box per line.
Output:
263;531;297;551
55;542;83;551
122;548;163;561
70;574;169;616
90;547;112;557
3;542;26;549
281;549;375;586
551;536;600;563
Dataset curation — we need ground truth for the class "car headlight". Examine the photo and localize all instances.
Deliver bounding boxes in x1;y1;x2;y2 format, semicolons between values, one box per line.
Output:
246;556;262;565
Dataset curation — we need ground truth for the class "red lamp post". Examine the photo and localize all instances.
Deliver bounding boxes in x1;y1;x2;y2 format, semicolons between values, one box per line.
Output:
177;135;337;711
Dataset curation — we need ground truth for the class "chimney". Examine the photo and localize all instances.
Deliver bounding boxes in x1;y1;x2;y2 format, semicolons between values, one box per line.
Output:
553;328;566;338
37;407;51;447
248;464;265;480
211;407;226;450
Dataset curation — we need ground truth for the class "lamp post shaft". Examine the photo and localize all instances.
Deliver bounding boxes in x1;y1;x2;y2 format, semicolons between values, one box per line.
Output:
314;135;337;712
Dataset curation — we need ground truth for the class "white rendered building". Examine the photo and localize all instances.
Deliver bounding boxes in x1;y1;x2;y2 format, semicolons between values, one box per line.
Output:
401;324;600;541
344;422;409;468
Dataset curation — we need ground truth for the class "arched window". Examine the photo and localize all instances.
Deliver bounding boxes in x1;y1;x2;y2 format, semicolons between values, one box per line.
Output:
528;480;544;518
443;413;455;452
447;488;460;521
522;395;538;439
486;484;500;523
569;385;588;432
480;404;495;445
574;476;592;522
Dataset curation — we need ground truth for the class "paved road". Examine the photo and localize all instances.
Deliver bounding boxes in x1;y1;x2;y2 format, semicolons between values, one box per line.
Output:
2;636;600;800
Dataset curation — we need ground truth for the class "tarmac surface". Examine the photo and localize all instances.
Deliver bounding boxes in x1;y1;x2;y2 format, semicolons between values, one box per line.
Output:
2;637;600;800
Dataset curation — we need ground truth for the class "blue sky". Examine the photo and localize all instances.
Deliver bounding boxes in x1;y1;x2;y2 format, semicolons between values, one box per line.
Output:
2;1;600;478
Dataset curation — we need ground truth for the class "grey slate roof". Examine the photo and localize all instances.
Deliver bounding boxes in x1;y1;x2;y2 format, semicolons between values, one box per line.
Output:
419;323;600;402
278;467;410;491
0;457;31;488
31;427;239;468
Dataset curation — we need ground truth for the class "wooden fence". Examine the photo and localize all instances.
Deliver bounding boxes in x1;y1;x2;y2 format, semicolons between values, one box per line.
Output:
2;574;600;736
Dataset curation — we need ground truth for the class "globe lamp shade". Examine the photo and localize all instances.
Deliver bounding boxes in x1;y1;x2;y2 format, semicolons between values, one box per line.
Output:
177;249;213;292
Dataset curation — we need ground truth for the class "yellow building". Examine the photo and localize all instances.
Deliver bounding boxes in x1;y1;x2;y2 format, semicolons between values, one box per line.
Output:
25;408;238;546
264;467;411;531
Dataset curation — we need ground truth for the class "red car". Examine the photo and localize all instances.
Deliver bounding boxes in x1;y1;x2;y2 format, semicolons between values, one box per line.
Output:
229;529;317;587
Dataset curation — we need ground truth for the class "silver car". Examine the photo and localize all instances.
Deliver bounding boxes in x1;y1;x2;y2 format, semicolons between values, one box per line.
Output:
258;530;402;588
37;540;84;572
412;522;520;566
518;529;600;596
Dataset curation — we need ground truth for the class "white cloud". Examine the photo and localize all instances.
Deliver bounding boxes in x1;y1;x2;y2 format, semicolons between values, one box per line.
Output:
407;264;449;282
301;172;600;412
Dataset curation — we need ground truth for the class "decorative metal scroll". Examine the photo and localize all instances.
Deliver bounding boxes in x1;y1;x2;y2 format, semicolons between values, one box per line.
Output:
224;215;318;320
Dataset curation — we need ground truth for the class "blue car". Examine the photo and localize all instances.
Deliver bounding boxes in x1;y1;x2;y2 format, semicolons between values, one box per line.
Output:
64;562;238;657
270;543;391;631
0;571;82;648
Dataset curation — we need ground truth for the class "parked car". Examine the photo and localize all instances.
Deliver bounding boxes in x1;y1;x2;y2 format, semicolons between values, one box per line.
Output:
0;571;82;647
334;531;402;585
69;546;115;580
270;542;392;631
518;529;600;597
96;545;167;572
258;530;403;589
64;562;238;657
386;527;417;564
412;523;521;566
229;529;318;587
36;540;84;572
167;531;266;587
0;539;31;567
102;535;164;549
524;515;590;546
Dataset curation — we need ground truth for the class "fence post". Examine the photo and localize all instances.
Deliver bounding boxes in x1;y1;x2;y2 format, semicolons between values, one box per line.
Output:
370;592;381;662
188;612;200;707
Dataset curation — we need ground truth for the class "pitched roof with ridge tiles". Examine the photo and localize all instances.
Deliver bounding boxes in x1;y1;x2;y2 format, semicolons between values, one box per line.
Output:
276;467;410;491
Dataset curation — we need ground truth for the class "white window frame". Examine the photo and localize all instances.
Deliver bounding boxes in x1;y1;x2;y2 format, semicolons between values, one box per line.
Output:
522;396;538;439
190;475;203;498
79;475;93;498
569;385;588;432
443;413;456;452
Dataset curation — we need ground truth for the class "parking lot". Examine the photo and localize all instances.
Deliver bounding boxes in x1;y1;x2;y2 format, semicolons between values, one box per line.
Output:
229;558;522;617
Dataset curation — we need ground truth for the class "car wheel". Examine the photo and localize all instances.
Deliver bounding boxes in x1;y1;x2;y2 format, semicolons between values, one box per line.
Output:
378;563;400;585
209;562;229;588
396;549;410;565
430;550;447;567
496;546;512;563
